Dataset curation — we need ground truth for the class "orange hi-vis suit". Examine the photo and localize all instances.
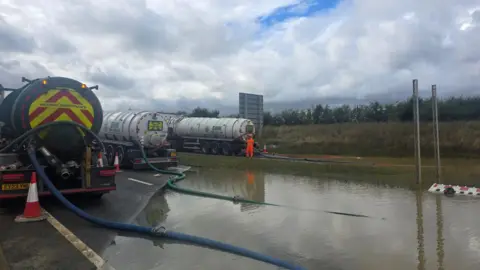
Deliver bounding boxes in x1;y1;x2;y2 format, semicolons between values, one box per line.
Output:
246;137;255;158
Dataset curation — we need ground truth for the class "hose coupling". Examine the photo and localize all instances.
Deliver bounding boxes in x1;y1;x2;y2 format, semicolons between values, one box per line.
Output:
60;167;72;179
152;226;167;235
232;195;244;203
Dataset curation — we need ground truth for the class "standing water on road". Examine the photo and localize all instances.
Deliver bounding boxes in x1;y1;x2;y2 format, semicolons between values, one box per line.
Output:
102;168;480;270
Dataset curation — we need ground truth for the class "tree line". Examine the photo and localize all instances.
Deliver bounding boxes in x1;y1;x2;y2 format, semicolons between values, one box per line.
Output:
174;96;480;125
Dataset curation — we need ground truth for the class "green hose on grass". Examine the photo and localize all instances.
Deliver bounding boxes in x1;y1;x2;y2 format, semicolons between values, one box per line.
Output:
137;142;381;219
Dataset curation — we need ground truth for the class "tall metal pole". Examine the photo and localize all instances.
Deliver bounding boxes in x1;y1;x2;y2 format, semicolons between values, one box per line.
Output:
435;196;445;270
431;85;441;182
416;189;426;270
413;79;422;184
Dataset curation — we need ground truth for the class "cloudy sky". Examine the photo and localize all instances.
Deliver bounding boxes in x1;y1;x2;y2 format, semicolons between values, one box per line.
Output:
0;0;479;114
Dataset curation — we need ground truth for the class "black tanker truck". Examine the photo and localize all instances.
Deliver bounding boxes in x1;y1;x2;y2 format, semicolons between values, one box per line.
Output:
0;76;117;200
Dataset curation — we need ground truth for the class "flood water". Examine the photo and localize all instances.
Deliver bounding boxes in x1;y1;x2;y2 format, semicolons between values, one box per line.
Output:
102;168;480;270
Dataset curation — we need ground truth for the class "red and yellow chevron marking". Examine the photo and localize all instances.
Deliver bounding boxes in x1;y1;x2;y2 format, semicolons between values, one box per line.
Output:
28;89;95;137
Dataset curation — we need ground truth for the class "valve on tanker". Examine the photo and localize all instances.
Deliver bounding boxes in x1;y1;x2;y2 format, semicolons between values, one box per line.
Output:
38;146;73;179
39;146;60;166
58;161;79;180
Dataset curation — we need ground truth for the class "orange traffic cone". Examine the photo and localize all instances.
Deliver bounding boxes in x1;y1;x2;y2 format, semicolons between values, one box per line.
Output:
97;152;103;167
113;152;121;172
262;144;268;153
15;172;47;223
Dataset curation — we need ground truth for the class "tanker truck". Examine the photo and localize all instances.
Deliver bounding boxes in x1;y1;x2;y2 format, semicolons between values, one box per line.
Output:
0;76;117;200
167;116;256;156
98;111;178;169
98;110;256;160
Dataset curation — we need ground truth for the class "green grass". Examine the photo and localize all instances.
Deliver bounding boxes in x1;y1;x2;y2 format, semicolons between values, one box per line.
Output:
260;121;480;158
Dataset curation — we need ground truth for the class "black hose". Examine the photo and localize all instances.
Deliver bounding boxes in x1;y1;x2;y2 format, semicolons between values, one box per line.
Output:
19;122;306;270
0;121;106;153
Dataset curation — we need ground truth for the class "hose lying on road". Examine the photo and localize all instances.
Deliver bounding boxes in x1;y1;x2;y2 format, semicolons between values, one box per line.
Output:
137;142;381;219
22;122;305;270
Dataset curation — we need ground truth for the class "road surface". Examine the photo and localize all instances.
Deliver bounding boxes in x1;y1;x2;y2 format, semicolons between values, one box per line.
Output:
0;170;170;270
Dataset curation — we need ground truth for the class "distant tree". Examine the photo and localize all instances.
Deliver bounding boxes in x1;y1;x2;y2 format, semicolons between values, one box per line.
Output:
188;107;220;118
262;95;480;126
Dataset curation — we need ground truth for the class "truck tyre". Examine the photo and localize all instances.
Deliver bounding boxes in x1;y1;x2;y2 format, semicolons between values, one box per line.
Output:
221;143;232;156
201;143;211;155
115;146;125;165
106;145;114;166
211;143;220;155
88;192;105;200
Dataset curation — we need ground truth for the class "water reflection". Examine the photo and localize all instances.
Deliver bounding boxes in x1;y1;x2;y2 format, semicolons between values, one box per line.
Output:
416;189;426;270
102;169;480;270
135;192;171;227
182;169;265;212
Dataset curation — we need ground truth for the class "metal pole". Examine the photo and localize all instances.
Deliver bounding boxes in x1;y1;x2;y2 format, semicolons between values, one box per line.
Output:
435;196;444;270
416;189;425;270
413;79;422;184
432;85;441;182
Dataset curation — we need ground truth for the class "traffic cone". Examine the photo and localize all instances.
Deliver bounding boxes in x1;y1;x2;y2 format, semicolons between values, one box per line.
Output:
263;144;268;153
15;172;47;223
113;152;121;172
97;152;103;167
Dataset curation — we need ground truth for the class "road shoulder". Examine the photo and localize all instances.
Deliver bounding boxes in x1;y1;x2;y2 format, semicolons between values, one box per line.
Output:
0;208;97;270
0;244;9;270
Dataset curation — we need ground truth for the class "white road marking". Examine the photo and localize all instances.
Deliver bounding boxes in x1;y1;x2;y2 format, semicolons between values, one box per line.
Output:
153;174;162;177
127;178;153;186
43;209;116;270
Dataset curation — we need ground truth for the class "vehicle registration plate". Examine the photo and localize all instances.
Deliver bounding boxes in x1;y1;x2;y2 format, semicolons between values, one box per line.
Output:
1;183;29;191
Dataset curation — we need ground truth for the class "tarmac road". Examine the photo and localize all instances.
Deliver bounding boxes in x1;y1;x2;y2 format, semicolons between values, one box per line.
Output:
44;170;170;253
0;170;170;270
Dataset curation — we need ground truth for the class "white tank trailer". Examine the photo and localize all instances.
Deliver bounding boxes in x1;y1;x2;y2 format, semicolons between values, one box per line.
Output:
168;117;256;155
99;110;257;159
99;111;178;169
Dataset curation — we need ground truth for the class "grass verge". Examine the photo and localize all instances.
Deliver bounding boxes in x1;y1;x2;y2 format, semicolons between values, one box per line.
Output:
261;122;480;158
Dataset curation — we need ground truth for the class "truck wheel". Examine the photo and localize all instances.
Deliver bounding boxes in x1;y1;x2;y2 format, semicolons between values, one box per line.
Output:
106;145;114;166
221;143;232;156
211;143;220;155
201;143;211;155
115;146;125;165
88;192;105;200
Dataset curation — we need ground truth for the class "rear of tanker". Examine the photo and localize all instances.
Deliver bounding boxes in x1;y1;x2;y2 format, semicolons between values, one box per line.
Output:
99;111;178;169
0;76;117;200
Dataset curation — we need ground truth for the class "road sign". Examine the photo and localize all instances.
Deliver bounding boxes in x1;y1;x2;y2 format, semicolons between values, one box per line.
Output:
239;92;264;136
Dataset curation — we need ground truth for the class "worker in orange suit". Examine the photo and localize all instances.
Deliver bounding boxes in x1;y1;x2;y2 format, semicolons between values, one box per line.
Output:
246;135;255;158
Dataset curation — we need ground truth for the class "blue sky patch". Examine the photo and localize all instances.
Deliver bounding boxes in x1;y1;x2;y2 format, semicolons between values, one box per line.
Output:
257;0;341;27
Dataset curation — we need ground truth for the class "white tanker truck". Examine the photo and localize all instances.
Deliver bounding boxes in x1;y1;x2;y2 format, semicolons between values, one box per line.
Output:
98;111;256;168
167;116;256;155
99;111;178;169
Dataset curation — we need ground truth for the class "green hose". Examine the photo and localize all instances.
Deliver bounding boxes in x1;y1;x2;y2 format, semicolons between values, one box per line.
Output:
137;141;275;206
136;142;381;219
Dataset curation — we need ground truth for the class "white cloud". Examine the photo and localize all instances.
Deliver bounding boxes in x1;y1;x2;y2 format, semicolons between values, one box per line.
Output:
0;0;479;112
